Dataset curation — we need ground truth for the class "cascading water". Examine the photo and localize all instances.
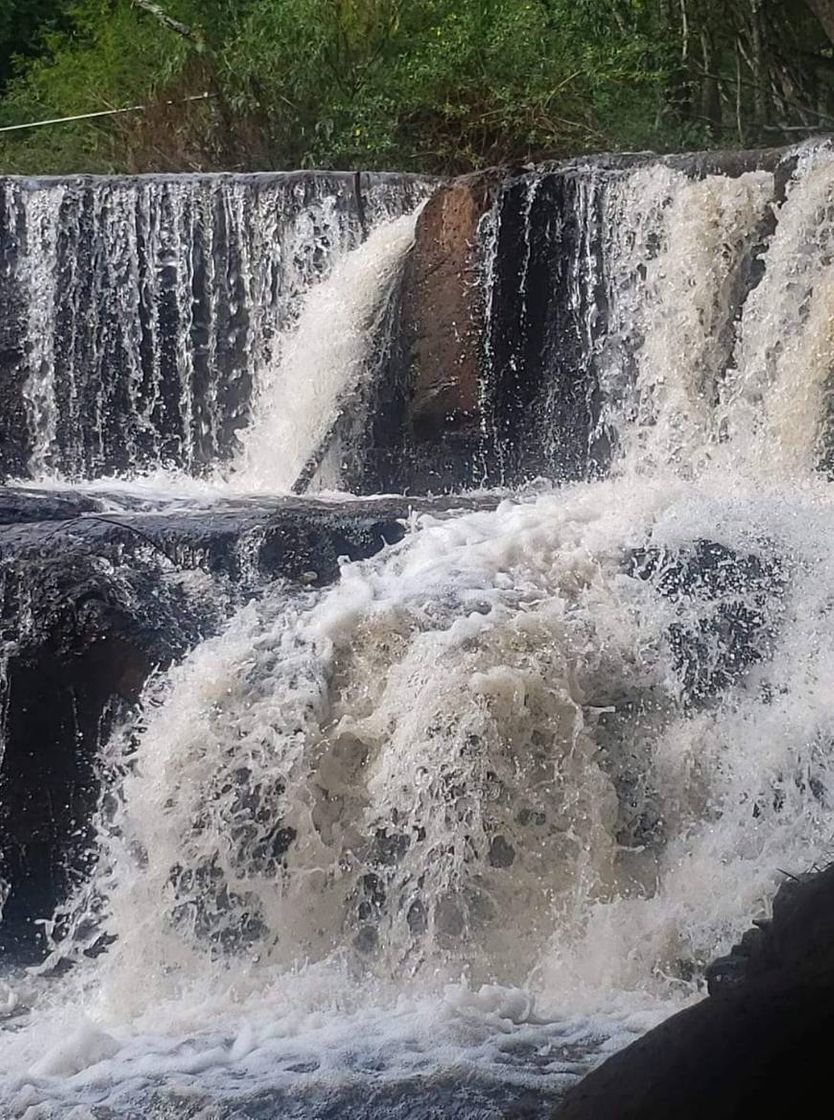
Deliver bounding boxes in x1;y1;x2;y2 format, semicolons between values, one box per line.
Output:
0;173;427;482
4;144;834;1117
231;210;421;492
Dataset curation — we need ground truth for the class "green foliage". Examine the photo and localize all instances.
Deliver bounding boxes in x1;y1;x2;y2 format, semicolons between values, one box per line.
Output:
0;0;70;88
0;0;188;172
1;0;833;174
223;0;617;170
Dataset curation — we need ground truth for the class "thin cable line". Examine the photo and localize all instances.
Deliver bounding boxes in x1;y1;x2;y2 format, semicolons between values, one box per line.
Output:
0;91;215;135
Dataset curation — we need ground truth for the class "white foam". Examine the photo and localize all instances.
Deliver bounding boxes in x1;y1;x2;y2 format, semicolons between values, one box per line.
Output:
5;470;834;1112
230;211;421;492
8;151;834;1115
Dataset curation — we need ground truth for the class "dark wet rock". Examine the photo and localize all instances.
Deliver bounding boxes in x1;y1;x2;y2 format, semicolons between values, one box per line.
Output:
0;192;29;480
0;490;491;587
482;165;611;486
552;864;834;1120
0;539;224;960
703;924;767;995
630;539;784;703
705;869;834;996
0;487;104;524
0;490;494;960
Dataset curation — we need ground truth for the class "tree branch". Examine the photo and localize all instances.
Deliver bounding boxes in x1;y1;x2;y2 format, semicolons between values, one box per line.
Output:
130;0;203;47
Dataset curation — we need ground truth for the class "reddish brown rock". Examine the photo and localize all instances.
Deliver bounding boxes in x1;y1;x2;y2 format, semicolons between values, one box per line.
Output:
336;170;504;495
401;171;501;439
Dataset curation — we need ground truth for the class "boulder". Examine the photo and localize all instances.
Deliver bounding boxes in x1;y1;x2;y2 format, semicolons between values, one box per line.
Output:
334;171;502;495
552;864;834;1119
403;173;499;442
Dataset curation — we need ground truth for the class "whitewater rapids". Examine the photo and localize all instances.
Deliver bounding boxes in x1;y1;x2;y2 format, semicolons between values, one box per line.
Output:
4;143;834;1116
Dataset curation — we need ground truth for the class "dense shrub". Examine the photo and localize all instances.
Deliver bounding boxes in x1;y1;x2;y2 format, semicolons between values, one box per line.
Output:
0;0;831;174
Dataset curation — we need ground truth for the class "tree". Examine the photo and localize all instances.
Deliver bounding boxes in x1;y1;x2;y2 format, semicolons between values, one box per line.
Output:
0;0;69;90
3;0;834;175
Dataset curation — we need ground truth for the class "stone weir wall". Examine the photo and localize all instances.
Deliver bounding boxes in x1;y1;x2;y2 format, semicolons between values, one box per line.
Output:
334;145;797;495
0;171;428;482
0;148;804;495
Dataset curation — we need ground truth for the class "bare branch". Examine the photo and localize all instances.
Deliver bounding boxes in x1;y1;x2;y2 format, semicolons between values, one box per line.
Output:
130;0;203;47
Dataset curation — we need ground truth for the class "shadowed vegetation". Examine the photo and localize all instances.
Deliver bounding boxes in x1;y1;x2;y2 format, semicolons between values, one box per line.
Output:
1;0;833;173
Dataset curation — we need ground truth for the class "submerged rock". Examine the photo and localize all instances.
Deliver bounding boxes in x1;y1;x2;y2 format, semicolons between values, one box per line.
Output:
0;491;489;959
630;539;784;703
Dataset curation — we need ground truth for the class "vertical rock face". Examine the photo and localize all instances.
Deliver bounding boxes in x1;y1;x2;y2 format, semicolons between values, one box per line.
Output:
0;194;29;479
402;174;498;453
332;172;501;495
481;165;611;485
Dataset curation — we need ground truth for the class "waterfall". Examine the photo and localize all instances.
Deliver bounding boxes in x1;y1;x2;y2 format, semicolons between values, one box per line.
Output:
230;210;421;492
594;165;774;474
0;173;428;482
3;144;834;1116
479;144;834;486
721;148;834;474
